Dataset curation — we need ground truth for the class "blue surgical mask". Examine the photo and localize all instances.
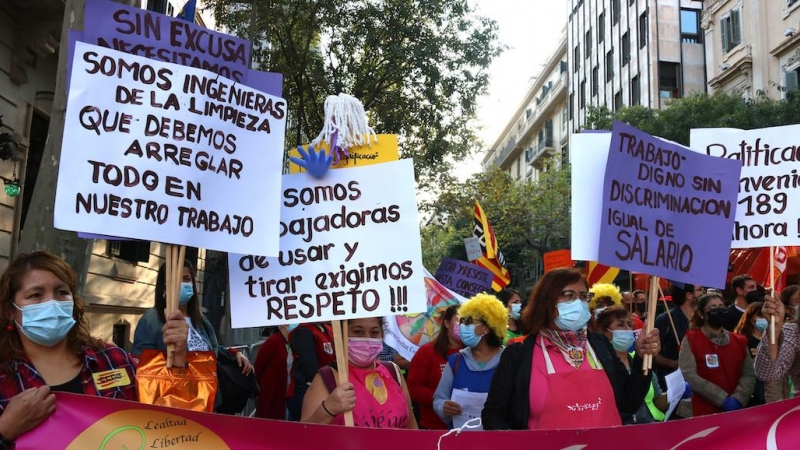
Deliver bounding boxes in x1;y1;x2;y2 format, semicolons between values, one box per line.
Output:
179;282;194;305
754;318;768;332
15;300;76;347
554;299;591;332
510;303;522;320
459;323;483;348
611;330;636;352
286;323;299;333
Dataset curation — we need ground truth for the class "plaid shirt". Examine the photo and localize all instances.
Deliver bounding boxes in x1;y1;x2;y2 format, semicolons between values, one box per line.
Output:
755;322;800;395
0;344;137;412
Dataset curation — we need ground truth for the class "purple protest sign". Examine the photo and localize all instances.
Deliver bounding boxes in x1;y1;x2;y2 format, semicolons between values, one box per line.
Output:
434;257;494;298
597;121;741;288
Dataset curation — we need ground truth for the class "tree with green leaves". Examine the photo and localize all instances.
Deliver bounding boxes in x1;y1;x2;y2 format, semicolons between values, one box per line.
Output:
207;0;503;187
584;91;800;145
421;160;571;288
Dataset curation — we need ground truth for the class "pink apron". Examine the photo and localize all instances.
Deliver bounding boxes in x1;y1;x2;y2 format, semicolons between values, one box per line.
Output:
530;337;622;430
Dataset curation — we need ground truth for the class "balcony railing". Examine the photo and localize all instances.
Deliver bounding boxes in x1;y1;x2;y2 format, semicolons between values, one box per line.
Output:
494;137;518;167
527;137;555;166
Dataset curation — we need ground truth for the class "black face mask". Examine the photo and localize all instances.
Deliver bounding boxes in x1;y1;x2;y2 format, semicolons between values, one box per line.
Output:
635;302;646;313
705;309;726;328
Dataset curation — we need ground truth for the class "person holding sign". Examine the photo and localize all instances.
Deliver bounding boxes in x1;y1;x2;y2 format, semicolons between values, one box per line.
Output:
0;251;190;445
498;289;523;343
481;268;658;430
679;292;755;416
755;291;800;402
597;306;672;424
433;293;507;430
132;261;253;411
407;304;464;430
300;317;417;429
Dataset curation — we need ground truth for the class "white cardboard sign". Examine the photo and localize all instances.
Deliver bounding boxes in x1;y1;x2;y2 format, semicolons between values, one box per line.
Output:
570;132;612;261
55;42;286;256
228;159;426;327
691;125;800;248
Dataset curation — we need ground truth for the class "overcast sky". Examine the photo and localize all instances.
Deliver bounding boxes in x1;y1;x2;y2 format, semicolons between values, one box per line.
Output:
455;0;568;180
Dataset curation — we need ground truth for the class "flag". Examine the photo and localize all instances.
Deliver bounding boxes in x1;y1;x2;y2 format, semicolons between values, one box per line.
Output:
768;246;791;292
177;0;196;22
586;261;621;286
473;200;511;291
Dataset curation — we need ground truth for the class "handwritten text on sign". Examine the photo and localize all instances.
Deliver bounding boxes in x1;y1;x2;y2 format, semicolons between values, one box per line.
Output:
54;42;286;256
228;160;426;327
84;0;249;83
598;122;741;287
690;125;800;248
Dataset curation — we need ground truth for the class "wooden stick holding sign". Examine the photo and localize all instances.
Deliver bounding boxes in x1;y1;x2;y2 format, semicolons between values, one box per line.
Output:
331;320;354;426
658;286;680;351
165;243;186;368
769;246;778;360
643;275;659;375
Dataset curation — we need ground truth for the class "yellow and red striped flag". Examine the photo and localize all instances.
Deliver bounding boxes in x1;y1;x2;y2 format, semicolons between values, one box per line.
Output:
473;200;511;291
768;246;795;292
586;261;621;286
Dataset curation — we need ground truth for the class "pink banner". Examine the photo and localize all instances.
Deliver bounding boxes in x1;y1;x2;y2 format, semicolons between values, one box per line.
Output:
18;393;800;449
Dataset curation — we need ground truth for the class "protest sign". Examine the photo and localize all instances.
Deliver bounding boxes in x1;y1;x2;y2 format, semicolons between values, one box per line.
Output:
597;122;741;287
54;42;286;256
434;257;493;298
77;0;282;94
570;132;612;261
383;269;465;361
228;159;425;327
287;135;399;173
464;236;482;261
19;391;800;449
691;125;800;248
543;249;573;273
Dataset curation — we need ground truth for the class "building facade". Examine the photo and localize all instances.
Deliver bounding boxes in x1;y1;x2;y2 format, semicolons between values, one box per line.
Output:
567;0;706;132
482;32;569;182
0;0;254;351
703;0;800;99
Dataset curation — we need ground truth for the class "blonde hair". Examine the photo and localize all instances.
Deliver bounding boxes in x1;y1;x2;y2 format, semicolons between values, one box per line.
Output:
589;283;622;309
459;293;508;341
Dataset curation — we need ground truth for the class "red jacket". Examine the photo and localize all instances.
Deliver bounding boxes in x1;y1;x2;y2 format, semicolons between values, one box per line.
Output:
407;342;459;429
686;329;747;416
254;331;290;419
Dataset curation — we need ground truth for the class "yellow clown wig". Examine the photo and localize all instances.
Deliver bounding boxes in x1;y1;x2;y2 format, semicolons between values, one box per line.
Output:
589;283;623;309
459;293;508;341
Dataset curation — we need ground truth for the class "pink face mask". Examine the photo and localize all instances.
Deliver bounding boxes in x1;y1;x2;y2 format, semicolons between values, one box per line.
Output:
348;338;384;366
450;322;462;344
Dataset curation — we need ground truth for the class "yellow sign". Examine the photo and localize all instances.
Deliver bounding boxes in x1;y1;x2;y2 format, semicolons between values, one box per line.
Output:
92;368;132;391
288;134;399;173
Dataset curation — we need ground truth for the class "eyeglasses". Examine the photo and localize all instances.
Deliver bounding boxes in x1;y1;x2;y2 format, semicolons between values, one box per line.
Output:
561;290;593;302
459;317;484;326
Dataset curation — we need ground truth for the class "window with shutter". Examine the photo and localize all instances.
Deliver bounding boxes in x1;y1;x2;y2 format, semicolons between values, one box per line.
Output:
721;16;729;53
731;9;742;46
107;240;152;264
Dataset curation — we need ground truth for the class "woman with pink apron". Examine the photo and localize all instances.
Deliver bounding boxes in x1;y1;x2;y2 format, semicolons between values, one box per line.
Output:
480;268;662;430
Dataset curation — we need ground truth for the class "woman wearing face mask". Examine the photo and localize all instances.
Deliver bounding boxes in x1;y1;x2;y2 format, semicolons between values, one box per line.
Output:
132;261;253;413
300;317;418;429
761;285;800;403
482;268;660;430
133;261;252;374
432;293;507;429
407;305;463;429
588;283;623;322
498;289;523;343
781;285;800;322
680;292;755;416
254;324;296;419
0;251;190;445
733;302;766;407
597;306;674;424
